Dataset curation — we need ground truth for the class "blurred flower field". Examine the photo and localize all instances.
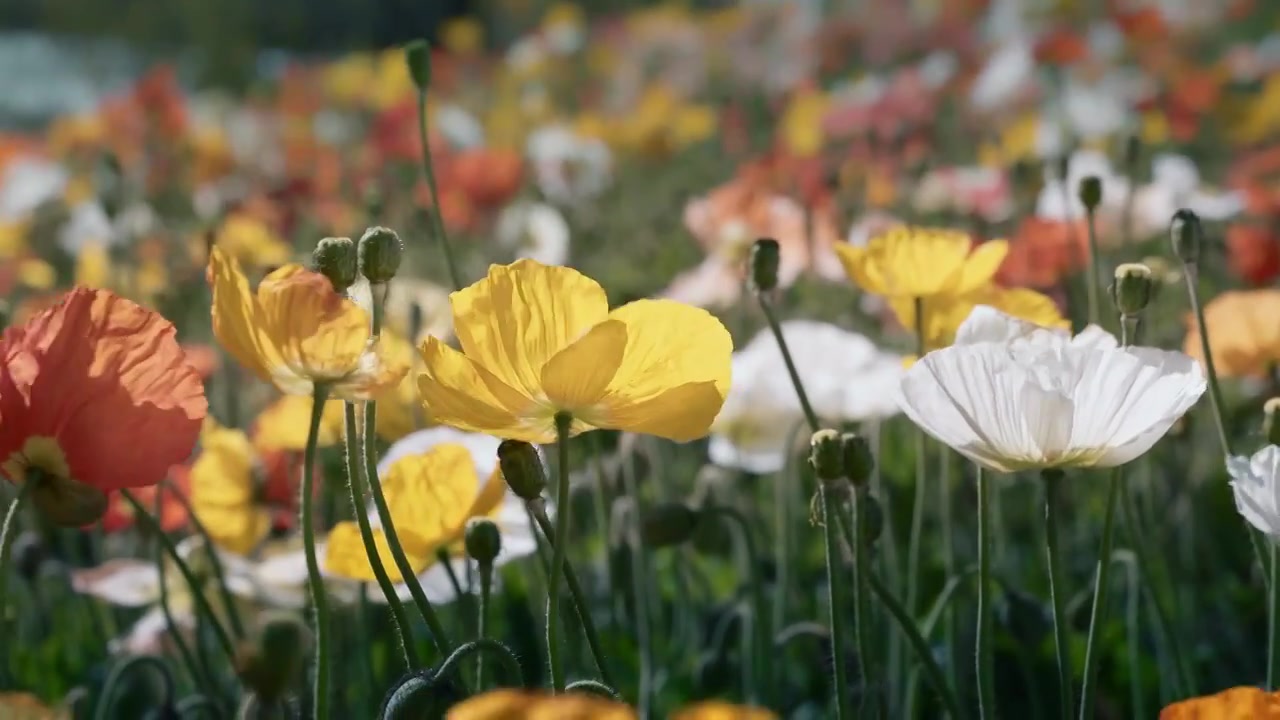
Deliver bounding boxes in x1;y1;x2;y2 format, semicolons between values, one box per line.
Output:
4;0;1280;717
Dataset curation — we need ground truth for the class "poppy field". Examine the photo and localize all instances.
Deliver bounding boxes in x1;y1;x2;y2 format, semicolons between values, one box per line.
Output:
6;1;1280;718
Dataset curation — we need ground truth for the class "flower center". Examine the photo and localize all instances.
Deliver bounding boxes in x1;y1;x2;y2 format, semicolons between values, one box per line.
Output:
1;436;71;486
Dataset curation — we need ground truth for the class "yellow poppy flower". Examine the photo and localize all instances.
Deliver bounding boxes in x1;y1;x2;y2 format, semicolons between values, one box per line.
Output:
190;420;271;556
209;246;409;400
780;88;828;157
252;395;345;452
214;213;292;269
17;258;55;290
372;331;430;443
892;284;1069;351
75;243;111;288
1159;686;1280;719
672;701;779;720
417;259;732;443
321;53;376;107
446;689;637;720
1184;289;1280;379
836;227;1009;299
324;443;505;581
442;17;485;55
0;221;27;258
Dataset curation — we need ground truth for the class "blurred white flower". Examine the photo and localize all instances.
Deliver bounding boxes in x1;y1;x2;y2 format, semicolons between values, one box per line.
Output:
495;201;571;266
526;125;612;204
899;306;1205;473
913;166;1013;223
1061;77;1130;140
434;104;486;150
1229;446;1280;538
0;156;66;221
710;321;903;473
1035;149;1130;221
970;40;1035;111
58;201;116;254
348;275;454;344
918;51;959;89
1128;153;1243;237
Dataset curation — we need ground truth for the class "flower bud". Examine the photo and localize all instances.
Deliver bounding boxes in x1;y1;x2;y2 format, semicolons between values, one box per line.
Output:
1265;398;1280;446
1112;263;1154;317
312;236;358;293
498;440;547;500
358;226;404;284
840;432;875;487
404;40;432;92
1078;175;1102;212
380;671;466;720
809;429;845;482
639;503;701;547
464;518;502;565
236;611;312;704
749;238;780;293
1170;209;1202;266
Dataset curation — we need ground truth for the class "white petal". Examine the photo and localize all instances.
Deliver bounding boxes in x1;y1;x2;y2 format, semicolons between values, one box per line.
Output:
70;560;161;607
379;428;503;480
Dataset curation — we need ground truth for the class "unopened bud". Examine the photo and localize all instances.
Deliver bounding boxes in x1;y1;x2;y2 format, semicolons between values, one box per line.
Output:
1078;176;1102;212
464;518;502;565
840;433;875;487
498;440;547;501
639;503;701;547
809;429;845;483
236;611;312;704
1170;209;1202;266
312;236;358;293
380;671;466;720
358;227;403;284
1112;263;1154;317
1265;398;1280;446
404;40;432;91
749;238;780;293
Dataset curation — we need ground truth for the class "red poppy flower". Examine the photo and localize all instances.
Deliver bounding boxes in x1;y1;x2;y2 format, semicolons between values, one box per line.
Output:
996;217;1090;289
100;466;191;534
0;288;207;526
1227;222;1280;286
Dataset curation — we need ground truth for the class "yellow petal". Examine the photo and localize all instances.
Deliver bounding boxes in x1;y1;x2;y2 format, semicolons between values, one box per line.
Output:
590;299;732;441
382;444;481;554
541;319;627;412
257;264;371;390
834;244;884;295
252;395;345;451
837;227;979;298
417;336;548;442
324;522;431;583
467;469;508;520
953;240;1010;295
75;243;111;288
450;259;609;399
210;246;283;384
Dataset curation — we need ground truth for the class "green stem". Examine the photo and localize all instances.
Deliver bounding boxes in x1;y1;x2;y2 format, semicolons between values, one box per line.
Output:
160;478;245;640
94;655;175;720
821;483;853;719
152;487;215;698
0;482;32;658
436;547;466;599
529;503;615;687
977;467;995;719
565;679;622;699
122;490;237;665
547;411;574;692
705;505;771;706
416;88;463;291
867;572;964;719
1182;265;1230;456
906;296;929;709
939;448;957;693
621;457;654;715
343;401;418;669
1112;550;1146;719
851;491;875;716
1079;469;1121;720
433;639;524;686
1084;208;1101;326
1042;469;1074;720
299;384;333;718
757;292;819;432
476;562;493;689
1271;544;1280;690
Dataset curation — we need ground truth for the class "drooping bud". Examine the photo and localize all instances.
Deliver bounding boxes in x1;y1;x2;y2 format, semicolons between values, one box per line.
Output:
312;236;358;293
840;432;875;488
639;503;701;547
1265;398;1280;446
1170;209;1203;266
464;518;502;566
497;440;547;501
404;40;432;92
1078;175;1102;213
1112;263;1154;317
380;671;466;720
749;238;780;293
809;429;845;483
358;226;404;284
235;611;312;704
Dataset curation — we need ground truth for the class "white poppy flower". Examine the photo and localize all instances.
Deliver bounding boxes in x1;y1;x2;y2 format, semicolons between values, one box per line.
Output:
0;156;66;221
1128;153;1243;237
495;201;571;267
434;104;486;150
970;40;1035;111
710;321;904;473
1035;149;1130;221
899;306;1205;473
1229;446;1280;538
526;124;612;204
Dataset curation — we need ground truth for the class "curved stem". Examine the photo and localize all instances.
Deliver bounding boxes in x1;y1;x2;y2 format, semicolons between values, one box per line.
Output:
300;384;333;718
565;679;622;699
343;401;418;669
476;562;493;689
94;655;175;720
529;503;615;687
977;467;996;719
547;411;574;693
434;639;524;687
821;484;852;719
867;572;964;719
1079;468;1121;719
0;482;31;665
415;88;463;290
705;505;771;706
757;293;819;432
122;490;236;664
1042;469;1074;720
161;478;245;640
176;695;221;719
1182;265;1230;456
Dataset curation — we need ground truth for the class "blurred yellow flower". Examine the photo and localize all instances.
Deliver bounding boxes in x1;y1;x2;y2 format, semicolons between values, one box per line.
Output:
618;86;716;155
442;17;485;55
447;689;636;719
1140;110;1170;146
418;259;732;443
252;395;345;452
325;443;504;581
322;53;377;107
836;227;1008;299
1159;686;1280;719
893;284;1069;351
47;114;105;156
372;48;416;110
1184;289;1280;379
672;701;779;720
1234;74;1280;144
979;112;1042;168
542;3;584;35
780;88;828;157
17;258;56;290
0;692;68;720
0;221;26;258
215;213;292;269
75;242;111;288
190;420;271;555
209;246;409;400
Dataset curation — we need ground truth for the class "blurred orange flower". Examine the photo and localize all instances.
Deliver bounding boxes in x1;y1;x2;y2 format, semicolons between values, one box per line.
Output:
100;468;190;534
996;217;1090;289
1184;289;1280;379
0;288;207;526
1160;686;1280;718
1226;222;1280;286
448;148;525;208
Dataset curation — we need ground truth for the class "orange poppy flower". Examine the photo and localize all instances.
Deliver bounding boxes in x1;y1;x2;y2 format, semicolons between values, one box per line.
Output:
0;288;207;526
449;148;524;207
1160;686;1280;718
1184;289;1280;379
181;343;221;382
1227;222;1280;286
996;217;1090;289
100;467;190;534
1035;28;1088;66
